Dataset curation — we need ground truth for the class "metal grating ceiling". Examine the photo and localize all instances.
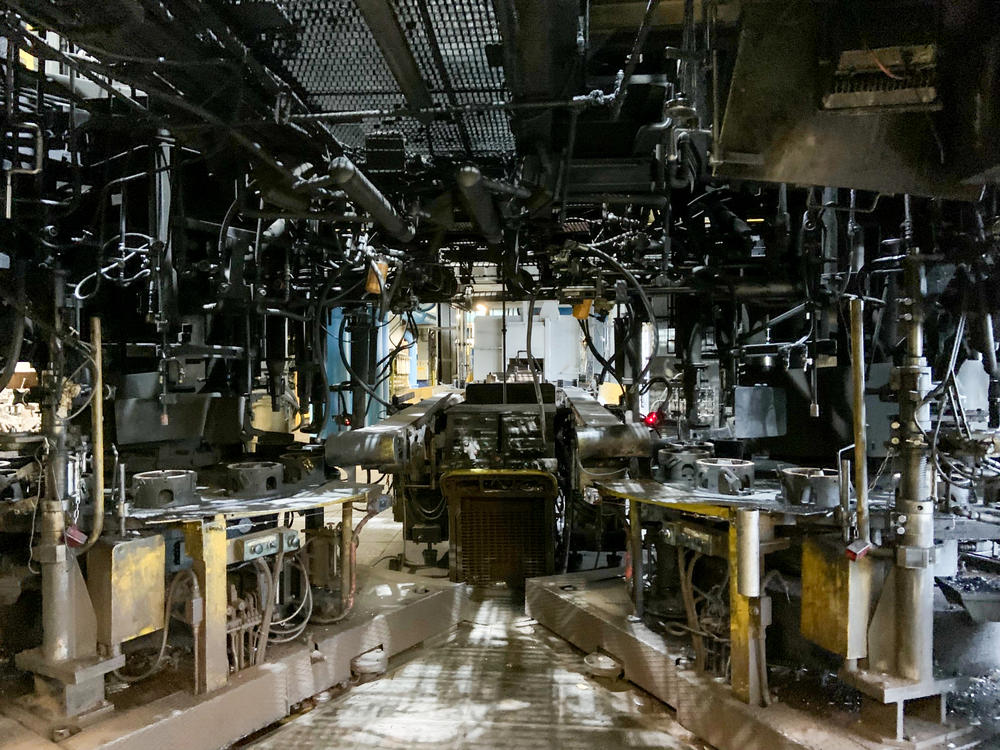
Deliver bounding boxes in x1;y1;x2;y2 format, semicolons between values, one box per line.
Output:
275;0;514;157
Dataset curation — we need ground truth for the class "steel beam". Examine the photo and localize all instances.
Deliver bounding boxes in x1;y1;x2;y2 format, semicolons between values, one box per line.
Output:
354;0;434;116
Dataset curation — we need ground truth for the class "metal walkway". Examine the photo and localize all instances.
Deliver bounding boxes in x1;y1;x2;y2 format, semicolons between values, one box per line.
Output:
245;587;710;749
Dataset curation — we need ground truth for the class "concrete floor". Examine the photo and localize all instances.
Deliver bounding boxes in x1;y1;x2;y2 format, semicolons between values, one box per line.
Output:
245;511;711;750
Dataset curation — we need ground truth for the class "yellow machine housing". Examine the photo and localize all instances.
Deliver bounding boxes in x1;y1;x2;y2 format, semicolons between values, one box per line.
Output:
87;535;166;649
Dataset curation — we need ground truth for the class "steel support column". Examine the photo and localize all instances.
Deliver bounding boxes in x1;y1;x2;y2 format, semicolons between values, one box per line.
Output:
183;516;228;694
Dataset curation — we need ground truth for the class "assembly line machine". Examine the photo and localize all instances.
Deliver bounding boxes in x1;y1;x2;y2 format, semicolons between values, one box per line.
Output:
1;0;1000;748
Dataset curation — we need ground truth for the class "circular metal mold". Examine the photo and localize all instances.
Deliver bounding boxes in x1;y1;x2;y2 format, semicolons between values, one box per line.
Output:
780;467;840;507
696;457;755;495
658;447;712;484
279;447;324;485
227;461;284;497
132;469;198;508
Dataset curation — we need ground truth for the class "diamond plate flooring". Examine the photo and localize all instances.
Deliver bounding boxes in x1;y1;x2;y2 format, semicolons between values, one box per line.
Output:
245;588;711;749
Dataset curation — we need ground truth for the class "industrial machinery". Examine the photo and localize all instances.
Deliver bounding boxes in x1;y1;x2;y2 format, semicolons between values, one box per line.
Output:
326;383;650;584
0;0;999;748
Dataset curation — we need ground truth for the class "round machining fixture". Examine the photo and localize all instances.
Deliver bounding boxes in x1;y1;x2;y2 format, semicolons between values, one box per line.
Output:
658;446;712;484
780;467;840;507
696;458;755;495
227;461;284;497
279;446;325;485
132;469;199;508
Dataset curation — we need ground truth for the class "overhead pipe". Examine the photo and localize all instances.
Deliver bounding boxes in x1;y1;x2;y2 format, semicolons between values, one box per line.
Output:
330;156;415;242
567;193;669;207
354;0;434;118
481;177;531;201
456;166;504;246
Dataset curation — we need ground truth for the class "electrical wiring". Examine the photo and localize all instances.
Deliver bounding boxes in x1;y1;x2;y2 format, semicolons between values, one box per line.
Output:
253;557;275;663
114;569;198;682
409;490;447;521
267;555;314;644
309;508;378;625
269;556;312;627
577;463;628;478
337;313;393;411
374;312;418;380
677;547;706;669
575;242;660;394
580;319;622;388
525;290;546;443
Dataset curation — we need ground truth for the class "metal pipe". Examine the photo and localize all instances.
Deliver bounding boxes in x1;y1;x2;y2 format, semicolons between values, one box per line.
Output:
480;176;531;200
840;455;852;542
456;166;503;246
557;109;580;223
239;208;367;223
354;0;434;116
736;509;760;598
849;299;870;543
40;271;71;663
40;418;72;664
78;317;104;554
330;157;414;242
893;221;935;684
629;498;644;617
565;193;669;207
340;501;353;612
611;0;662;120
287;97;600;125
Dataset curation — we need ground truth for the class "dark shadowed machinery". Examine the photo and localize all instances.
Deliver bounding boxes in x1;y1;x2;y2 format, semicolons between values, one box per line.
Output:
0;1;999;748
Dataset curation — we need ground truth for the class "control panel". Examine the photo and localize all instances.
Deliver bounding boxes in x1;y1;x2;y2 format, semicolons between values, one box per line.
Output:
228;527;302;564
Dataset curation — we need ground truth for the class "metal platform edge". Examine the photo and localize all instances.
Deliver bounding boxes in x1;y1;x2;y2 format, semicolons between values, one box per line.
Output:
525;569;888;750
3;567;463;750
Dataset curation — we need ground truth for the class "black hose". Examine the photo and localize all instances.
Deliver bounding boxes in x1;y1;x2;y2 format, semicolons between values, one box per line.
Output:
579;319;622;387
337;313;392;411
0;264;25;393
525;291;546;443
577;243;660;393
